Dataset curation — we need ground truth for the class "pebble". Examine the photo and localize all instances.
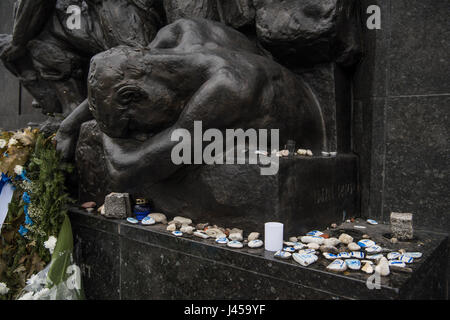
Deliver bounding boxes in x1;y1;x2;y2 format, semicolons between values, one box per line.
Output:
367;219;378;225
348;242;361;251
141;216;156;225
298;249;316;255
323;253;339;260
307;243;320;250
148;213;167;224
337;252;351;259
346;259;362;270
350;251;365;259
331;223;338;229
283;241;296;247
338;233;353;245
97;205;105;215
81;201;96;209
300;236;325;245
324;238;340;247
354;225;367;229
215;237;229;244
294;243;307;250
172;231;183;237
247;232;260;241
375;257;390;276
126;217;139;224
362;234;371;239
196;223;209;230
387;252;401;260
293;253;318;267
229;233;244;242
166;224;177;231
390;237;399;244
180;225;195;234
86;208;94;213
283;247;296;253
327;259;347;272
399;249;406;254
280;150;290;157
306;230;324;237
357;239;375;248
289;236;298;242
193;231;209;239
248;239;264;248
366;254;384;262
404;252;422;259
399;255;414;264
173;216;192;225
362;262;374;274
227;240;243;249
274;250;292;260
388;260;406;268
365;245;382;254
205;228;226;238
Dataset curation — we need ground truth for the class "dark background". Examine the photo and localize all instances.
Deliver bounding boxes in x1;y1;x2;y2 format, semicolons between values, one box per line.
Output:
0;0;448;296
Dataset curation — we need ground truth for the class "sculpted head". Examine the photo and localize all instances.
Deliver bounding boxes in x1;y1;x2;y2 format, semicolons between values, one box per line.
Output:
87;46;185;139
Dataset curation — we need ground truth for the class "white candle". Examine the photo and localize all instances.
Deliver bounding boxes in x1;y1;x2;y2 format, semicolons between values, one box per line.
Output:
264;222;284;252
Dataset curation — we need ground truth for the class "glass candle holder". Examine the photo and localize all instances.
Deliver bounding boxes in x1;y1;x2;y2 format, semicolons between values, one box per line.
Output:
264;222;284;251
133;198;151;221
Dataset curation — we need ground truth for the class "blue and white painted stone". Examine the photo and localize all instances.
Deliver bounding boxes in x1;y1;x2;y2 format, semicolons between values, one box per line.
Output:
327;259;347;272
293;253;318;267
365;245;382;254
350;251;365;259
404;252;422;259
387;252;401;260
227;240;244;249
283;246;296;253
141;216;156;225
306;230;324;237
366;254;384;261
293;243;307;250
323;253;339;260
193;231;210;239
399;255;414;264
345;259;361;270
366;219;378;225
389;260;406;268
354;225;367;229
274;250;292;260
300;236;324;245
283;241;296;247
298;249;316;255
126;217;139;224
357;239;375;248
337;252;351;259
172;231;183;237
215;237;229;244
248;239;264;248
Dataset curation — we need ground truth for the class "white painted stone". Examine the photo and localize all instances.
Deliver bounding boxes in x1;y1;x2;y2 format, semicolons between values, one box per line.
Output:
148;213;167;224
306;230;323;237
227;240;243;248
323;253;339;260
166;223;177;231
298;249;316;255
338;233;353;245
141;216;156;225
215;237;229;244
387;252;401;260
180;225;195;234
367;219;378;225
274;250;292;260
293;253;318;267
357;239;375;248
399;255;414;264
307;243;320;250
389;260;406;268
248;239;264;248
173;216;192;225
293;243;307;250
337;252;351;259
193;231;209;239
365;245;382;254
126;217;139;224
345;259;362;270
350;251;365;259
283;247;296;253
366;254;384;262
324;238;340;247
300;236;324;245
289;236;298;242
404;252;422;259
172;231;183;237
248;232;260;241
327;259;347;272
348;242;361;251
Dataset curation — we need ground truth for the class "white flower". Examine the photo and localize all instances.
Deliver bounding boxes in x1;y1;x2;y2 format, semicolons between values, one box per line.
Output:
0;282;9;295
44;236;58;254
0;139;6;149
8;138;18;147
14;165;24;175
18;291;34;300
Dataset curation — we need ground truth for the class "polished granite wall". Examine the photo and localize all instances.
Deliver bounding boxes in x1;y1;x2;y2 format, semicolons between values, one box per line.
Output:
353;0;449;295
0;0;46;131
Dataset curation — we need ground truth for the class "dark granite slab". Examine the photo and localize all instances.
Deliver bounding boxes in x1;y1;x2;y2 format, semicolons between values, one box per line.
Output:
70;209;448;300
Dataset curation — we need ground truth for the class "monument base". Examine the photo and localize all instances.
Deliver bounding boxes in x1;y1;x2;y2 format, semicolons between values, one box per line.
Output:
69;209;448;300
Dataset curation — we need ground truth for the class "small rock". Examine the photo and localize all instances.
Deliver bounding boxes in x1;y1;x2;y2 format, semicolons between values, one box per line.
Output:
229;233;243;242
390;237;399;244
227;240;243;248
97;205;105;215
248;239;264;248
172;231;183;237
338;233;353;245
104;193;132;219
148;213;167;224
327;259;347;272
298;249;316;255
306;230;324;237
320;246;339;254
81;201;96;209
307;243;320;250
365;245;382;254
297;149;307;156
357;239;375;248
274;250;292;260
348;242;361;251
350;252;365;259
399;248;406;254
142;216;156;225
289;236;298;242
323;253;339;260
388;260;406;268
331;223;338;229
366;254;384;262
180;225;195;234
293;253;318;266
375;257;390;276
346;259;361;270
205;228;226;238
337;252;351;259
283;247;296;253
387;252;402;260
196;223;209;230
362;234;371;239
404;252;422;259
86;208;94;213
248;232;260;241
399;255;414;264
324;238;340;247
362;262;374;274
166;224;177;232
361;260;373;265
215;237;229;244
354;225;367;229
280;149;290;157
300;236;324;245
367;219;378;225
390;212;414;240
173;216;193;225
283;241;296;247
126;217;139;224
293;243;307;250
193;231;209;239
